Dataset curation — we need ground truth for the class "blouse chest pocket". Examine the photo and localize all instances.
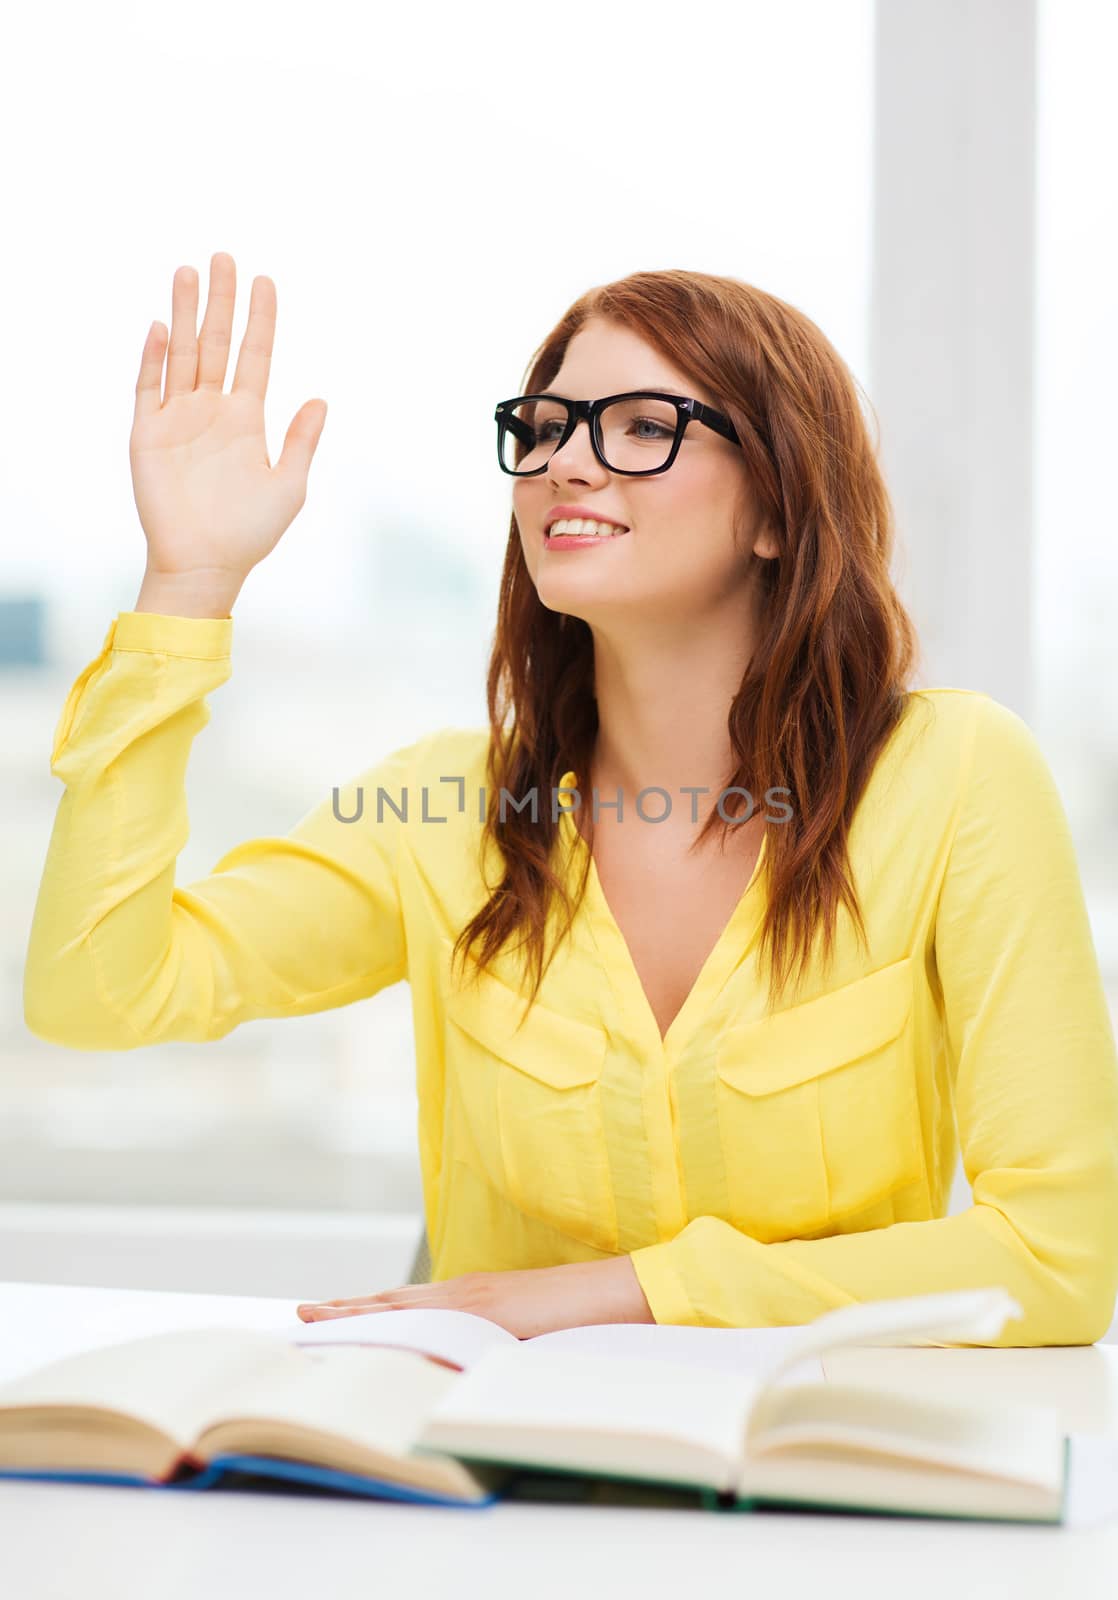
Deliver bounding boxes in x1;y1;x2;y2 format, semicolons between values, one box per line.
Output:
444;967;618;1254
714;956;923;1242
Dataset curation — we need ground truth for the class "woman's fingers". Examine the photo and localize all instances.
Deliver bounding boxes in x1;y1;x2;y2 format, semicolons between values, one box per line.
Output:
231;273;277;403
303;1286;427;1308
196;252;236;392
299;1305;391;1320
275;398;328;491
133;320;168;422
296;1285;442;1319
164;265;199;400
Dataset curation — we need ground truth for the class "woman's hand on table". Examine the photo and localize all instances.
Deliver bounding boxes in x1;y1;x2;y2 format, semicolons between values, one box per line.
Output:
296;1256;656;1338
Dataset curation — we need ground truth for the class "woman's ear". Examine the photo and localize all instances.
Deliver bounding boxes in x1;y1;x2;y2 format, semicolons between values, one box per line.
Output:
752;526;780;561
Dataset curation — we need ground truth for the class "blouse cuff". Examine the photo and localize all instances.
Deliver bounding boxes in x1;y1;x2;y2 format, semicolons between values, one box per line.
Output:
110;609;233;660
628;1239;700;1326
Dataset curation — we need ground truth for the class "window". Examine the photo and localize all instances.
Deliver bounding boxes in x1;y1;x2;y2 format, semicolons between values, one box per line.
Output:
5;0;872;1213
1034;0;1118;991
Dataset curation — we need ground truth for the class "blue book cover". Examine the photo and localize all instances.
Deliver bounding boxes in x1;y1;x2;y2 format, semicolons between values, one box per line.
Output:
0;1457;502;1507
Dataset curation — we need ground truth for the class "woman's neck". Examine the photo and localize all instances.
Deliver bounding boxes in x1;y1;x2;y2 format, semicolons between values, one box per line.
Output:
585;609;761;827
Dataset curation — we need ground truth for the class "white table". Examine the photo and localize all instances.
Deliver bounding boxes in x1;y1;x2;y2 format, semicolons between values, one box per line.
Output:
3;1281;1118;1600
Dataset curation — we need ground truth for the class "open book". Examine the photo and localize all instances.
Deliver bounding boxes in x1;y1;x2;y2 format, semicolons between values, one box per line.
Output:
0;1287;1067;1520
0;1301;824;1507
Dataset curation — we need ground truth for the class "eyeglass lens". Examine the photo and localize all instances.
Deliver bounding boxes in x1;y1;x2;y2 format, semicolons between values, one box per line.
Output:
500;395;679;474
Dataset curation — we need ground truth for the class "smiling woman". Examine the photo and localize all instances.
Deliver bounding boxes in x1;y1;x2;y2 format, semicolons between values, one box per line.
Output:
22;255;1118;1345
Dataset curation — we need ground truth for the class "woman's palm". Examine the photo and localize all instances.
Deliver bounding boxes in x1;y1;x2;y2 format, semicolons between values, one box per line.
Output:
130;253;326;580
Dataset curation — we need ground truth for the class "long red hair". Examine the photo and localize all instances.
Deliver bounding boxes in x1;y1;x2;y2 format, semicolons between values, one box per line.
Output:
452;269;922;1016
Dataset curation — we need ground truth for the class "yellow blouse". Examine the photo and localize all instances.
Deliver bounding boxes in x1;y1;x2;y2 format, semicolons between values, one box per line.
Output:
23;610;1118;1343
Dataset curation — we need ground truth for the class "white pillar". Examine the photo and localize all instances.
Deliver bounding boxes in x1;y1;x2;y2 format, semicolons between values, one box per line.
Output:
870;0;1037;720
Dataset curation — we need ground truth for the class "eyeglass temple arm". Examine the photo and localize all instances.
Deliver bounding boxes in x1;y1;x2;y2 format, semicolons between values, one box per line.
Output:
690;400;739;446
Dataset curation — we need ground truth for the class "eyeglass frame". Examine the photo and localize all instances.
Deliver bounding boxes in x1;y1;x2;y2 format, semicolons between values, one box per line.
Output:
494;390;742;478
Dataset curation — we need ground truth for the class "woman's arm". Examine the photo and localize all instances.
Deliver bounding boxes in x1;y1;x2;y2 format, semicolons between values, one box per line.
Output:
23;609;421;1049
628;695;1118;1344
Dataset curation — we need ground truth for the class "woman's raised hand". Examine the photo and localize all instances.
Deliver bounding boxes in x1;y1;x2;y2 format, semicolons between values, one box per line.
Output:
130;252;327;608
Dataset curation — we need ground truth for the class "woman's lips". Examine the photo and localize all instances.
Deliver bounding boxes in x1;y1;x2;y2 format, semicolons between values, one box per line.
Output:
543;528;631;551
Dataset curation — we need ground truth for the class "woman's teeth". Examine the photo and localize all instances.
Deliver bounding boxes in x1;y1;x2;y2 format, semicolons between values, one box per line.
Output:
547;518;628;538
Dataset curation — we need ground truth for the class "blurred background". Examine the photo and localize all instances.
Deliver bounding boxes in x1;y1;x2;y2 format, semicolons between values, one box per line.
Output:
2;0;1115;1299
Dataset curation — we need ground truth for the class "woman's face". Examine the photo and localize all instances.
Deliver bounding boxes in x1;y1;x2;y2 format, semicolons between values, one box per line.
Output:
514;317;777;629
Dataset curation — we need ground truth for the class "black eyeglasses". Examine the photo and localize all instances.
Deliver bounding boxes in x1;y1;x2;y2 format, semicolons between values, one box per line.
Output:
494;390;741;477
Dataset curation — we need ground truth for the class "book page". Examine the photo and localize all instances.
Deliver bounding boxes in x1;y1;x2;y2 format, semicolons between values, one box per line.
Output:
736;1447;1064;1522
529;1322;823;1383
0;1328;302;1449
417;1343;758;1491
755;1287;1023;1391
746;1381;1065;1489
0;1285;309;1386
292;1307;518;1370
196;1343;459;1459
